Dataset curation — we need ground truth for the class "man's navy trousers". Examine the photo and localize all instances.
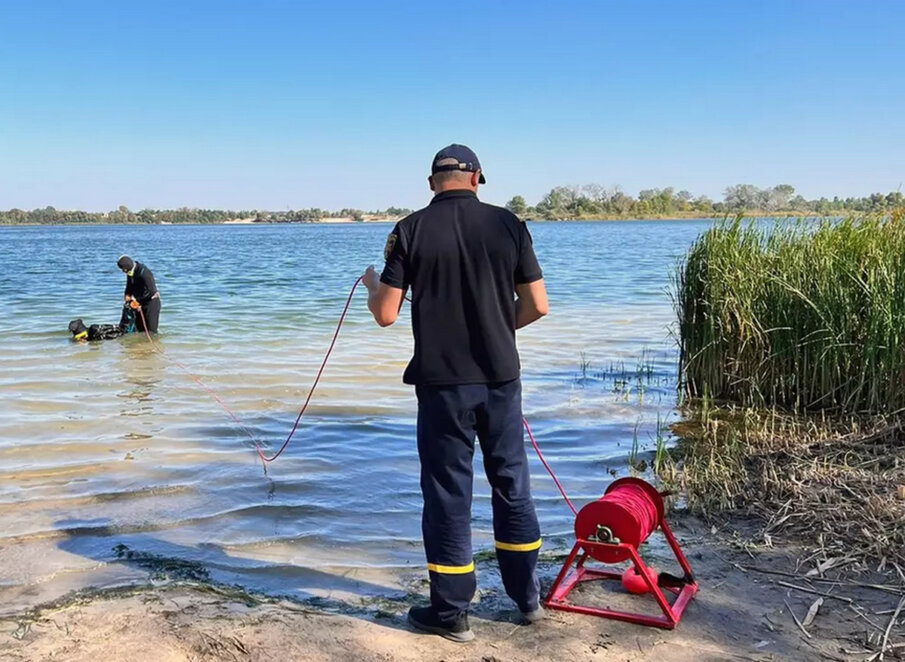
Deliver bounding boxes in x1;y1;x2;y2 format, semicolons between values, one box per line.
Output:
416;378;541;623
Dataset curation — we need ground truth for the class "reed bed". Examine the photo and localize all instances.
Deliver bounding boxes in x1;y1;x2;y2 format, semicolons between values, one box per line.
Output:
676;213;905;414
669;213;905;566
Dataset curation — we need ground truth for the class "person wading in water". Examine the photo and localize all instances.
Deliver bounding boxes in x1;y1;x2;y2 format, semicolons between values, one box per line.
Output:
117;255;161;333
362;144;550;642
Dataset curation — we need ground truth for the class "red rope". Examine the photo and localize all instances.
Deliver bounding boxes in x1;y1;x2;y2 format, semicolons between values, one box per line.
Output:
135;306;260;448
254;276;363;464
135;277;581;513
135;276;363;472
522;416;578;515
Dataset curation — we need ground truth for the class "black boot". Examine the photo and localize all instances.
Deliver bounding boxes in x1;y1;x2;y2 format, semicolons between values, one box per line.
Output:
407;606;474;643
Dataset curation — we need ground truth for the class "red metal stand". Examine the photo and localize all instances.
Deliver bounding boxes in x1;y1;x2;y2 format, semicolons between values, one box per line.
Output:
544;519;698;629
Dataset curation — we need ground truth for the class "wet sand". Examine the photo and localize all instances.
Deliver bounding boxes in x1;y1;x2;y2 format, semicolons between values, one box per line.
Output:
2;517;901;661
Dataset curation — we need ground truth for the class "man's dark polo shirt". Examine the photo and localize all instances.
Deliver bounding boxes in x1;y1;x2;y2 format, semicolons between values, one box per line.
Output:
380;189;543;386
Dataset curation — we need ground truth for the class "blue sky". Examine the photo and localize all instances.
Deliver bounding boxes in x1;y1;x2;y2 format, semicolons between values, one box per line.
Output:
1;1;903;211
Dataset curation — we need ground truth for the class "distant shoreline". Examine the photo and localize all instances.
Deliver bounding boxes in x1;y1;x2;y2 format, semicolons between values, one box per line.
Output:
0;210;842;227
220;215;403;225
532;210;833;221
4;183;899;227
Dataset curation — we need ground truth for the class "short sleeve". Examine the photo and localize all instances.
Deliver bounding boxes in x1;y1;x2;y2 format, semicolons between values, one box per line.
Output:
380;224;408;289
514;220;543;285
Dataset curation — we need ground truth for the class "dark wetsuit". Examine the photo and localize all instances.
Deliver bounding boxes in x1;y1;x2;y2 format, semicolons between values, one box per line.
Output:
124;261;160;333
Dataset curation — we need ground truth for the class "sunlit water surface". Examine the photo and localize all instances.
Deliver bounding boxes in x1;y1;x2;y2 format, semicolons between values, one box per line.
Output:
0;220;712;612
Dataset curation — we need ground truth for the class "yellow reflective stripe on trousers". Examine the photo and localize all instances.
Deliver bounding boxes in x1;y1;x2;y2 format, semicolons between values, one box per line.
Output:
495;539;543;552
426;562;475;575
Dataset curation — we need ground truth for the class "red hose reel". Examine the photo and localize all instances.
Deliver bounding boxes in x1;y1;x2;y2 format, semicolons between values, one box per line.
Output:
545;477;698;629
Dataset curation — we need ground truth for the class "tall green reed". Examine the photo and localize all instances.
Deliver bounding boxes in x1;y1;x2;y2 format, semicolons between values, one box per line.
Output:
675;213;905;415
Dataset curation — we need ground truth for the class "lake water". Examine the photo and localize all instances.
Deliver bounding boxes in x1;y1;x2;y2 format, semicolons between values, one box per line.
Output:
0;219;712;612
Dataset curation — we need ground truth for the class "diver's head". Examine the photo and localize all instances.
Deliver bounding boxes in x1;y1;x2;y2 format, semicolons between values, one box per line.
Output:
69;319;88;341
117;255;135;276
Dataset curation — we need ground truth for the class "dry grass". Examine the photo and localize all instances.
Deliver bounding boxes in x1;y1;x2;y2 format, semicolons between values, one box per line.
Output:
664;406;905;566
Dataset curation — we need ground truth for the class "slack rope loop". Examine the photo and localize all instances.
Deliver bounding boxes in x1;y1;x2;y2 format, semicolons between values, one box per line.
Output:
136;276;363;472
254;276;363;465
135;277;584;503
135;307;260;447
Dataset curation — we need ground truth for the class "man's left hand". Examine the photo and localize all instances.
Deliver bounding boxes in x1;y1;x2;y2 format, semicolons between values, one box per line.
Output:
362;265;380;291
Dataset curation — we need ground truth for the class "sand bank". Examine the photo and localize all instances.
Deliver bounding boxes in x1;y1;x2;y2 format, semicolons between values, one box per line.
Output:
2;517;901;661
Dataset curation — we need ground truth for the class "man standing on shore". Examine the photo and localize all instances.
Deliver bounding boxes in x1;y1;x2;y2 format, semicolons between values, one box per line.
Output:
362;144;550;642
117;255;161;333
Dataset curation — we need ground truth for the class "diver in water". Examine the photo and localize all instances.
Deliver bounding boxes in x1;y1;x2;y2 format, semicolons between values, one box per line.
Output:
117;255;160;333
69;303;137;341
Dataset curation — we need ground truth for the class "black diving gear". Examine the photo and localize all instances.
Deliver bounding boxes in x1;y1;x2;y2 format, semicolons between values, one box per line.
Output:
69;305;136;341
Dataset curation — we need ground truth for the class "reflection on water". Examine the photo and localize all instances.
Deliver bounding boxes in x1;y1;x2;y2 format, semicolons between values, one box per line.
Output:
0;219;712;612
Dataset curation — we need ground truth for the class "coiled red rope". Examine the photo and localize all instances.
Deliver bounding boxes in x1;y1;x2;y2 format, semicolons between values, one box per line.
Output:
604;481;660;542
135;275;581;513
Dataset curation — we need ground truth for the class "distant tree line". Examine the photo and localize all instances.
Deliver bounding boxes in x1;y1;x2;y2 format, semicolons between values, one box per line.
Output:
4;185;903;225
505;185;905;219
0;205;414;225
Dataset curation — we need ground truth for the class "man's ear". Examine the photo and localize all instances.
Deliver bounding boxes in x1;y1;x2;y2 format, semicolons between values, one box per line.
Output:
428;175;436;192
471;171;481;187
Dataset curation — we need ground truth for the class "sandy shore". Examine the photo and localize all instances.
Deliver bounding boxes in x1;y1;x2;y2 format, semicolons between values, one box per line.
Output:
2;517;901;661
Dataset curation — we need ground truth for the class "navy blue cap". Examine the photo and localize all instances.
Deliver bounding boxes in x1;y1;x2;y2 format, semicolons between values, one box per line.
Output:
431;144;486;184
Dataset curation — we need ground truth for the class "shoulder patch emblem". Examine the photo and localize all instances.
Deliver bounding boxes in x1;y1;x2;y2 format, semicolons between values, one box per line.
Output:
384;232;397;261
